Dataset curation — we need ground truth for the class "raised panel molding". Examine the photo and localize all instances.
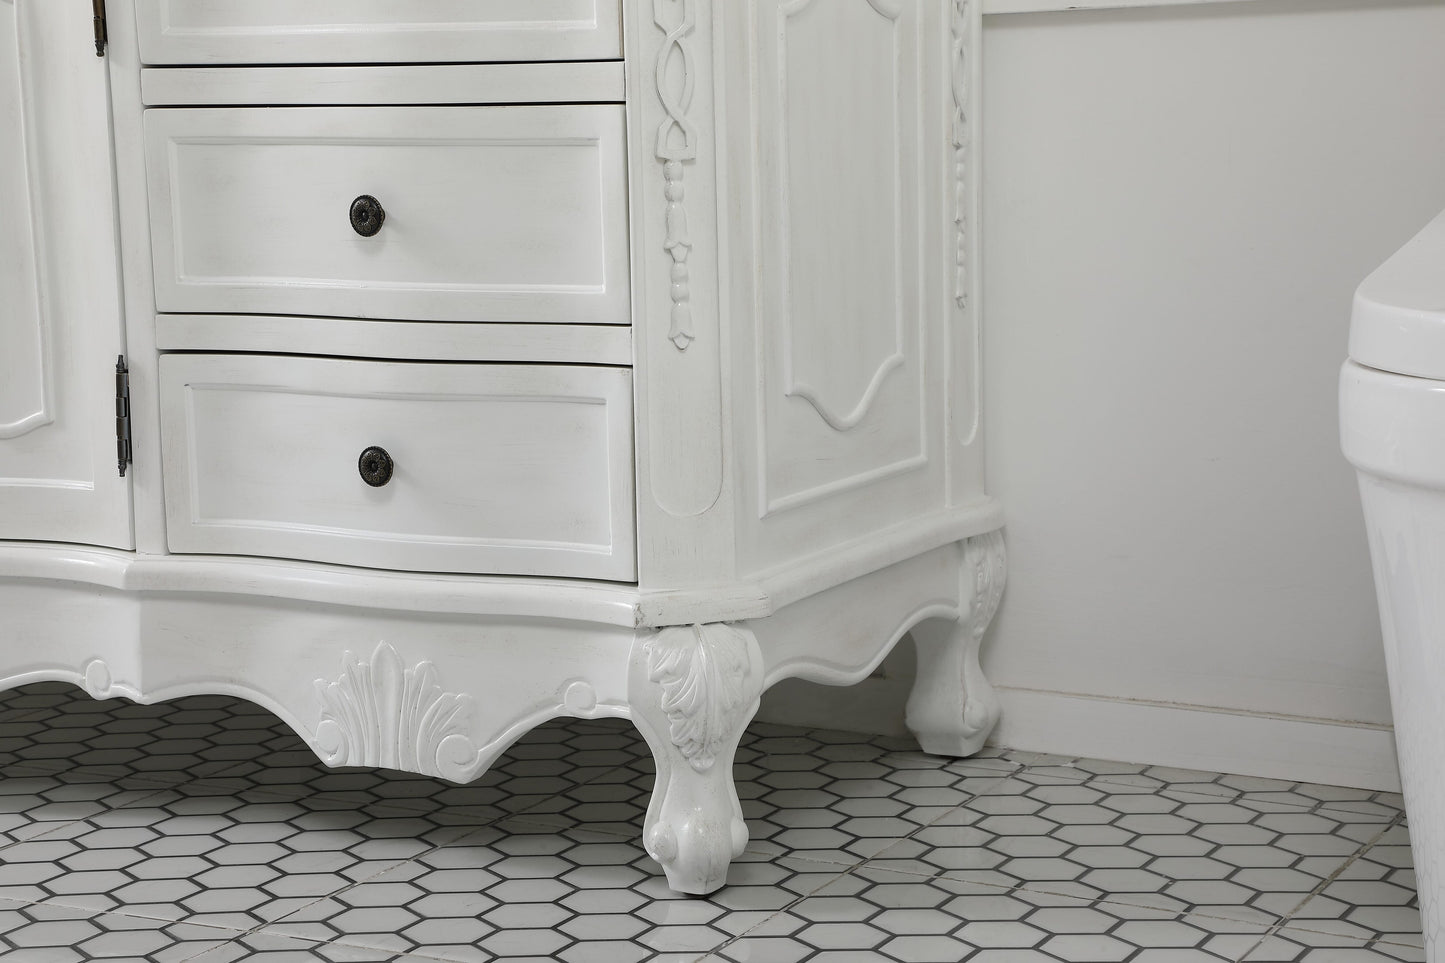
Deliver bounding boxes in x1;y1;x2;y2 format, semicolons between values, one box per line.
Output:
777;0;906;433
751;0;932;526
0;0;52;440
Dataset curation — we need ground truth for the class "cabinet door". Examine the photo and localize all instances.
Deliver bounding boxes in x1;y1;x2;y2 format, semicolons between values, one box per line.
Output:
0;0;131;548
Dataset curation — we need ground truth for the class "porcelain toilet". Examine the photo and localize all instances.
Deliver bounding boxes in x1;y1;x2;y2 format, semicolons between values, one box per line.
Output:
1341;207;1445;958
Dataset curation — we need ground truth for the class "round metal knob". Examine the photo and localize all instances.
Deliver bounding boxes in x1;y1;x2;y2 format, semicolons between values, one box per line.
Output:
357;446;393;487
349;195;386;237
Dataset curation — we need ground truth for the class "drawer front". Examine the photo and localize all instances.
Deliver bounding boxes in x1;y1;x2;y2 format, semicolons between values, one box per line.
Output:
145;106;630;324
135;0;621;65
159;355;636;580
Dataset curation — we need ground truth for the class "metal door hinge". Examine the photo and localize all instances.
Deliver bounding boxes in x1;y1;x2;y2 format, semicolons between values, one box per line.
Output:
92;0;107;56
115;356;131;477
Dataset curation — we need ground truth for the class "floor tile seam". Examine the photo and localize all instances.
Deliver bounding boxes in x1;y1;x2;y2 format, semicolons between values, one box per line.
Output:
235;816;521;949
837;857;1302;931
705;853;869;962
255;927;492;963
853;770;1018;852
1272;917;1426;950
2;759;251;793
996;753;1401;810
0;889;256;944
1007;766;1402;820
497;808;834;864
0;782;180;853
1271;813;1406;933
1230;929;1278;963
246;906;718;963
133;772;518;825
1089;779;1397;817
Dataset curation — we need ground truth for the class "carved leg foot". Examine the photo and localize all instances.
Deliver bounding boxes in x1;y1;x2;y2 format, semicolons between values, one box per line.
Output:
628;622;763;895
906;530;1006;757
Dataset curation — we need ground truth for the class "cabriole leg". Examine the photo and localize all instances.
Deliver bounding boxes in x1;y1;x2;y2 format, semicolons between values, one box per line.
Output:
906;529;1006;757
628;622;763;894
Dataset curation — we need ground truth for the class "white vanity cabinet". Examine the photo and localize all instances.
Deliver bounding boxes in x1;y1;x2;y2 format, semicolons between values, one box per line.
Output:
0;0;1004;894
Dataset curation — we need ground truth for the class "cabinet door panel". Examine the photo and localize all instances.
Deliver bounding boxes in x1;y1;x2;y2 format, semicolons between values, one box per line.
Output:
0;0;131;548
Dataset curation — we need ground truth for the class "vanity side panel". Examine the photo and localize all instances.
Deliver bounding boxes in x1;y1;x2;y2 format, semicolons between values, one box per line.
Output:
722;0;977;581
947;0;987;507
627;0;742;590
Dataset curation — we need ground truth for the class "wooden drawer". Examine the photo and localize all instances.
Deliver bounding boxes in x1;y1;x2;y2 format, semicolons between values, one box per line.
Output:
145;106;630;324
159;355;636;580
134;0;621;65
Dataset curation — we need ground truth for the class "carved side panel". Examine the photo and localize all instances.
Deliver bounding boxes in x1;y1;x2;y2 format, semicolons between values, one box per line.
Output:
314;642;485;783
748;0;937;530
0;0;51;439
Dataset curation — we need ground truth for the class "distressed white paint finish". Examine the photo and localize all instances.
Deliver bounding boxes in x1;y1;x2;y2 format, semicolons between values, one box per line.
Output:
625;0;737;591
159;355;636;580
986;0;1261;12
630;623;762;894
0;0;130;548
141;62;627;107
133;0;623;64
0;0;46;440
145;106;630;324
761;0;923;505
723;0;957;577
0;0;1001;895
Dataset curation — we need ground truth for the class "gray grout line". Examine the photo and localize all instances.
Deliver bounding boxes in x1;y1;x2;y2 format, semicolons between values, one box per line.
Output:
1230;812;1408;962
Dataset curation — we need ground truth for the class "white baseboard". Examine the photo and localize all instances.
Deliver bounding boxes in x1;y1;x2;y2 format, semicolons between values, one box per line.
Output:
755;678;1402;792
992;687;1402;792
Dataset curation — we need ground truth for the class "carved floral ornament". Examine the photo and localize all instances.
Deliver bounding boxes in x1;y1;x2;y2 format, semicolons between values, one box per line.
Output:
314;641;483;783
952;0;971;309
653;0;699;351
967;529;1006;646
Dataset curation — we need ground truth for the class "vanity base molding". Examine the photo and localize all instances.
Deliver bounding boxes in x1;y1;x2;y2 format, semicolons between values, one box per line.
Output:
0;524;1004;894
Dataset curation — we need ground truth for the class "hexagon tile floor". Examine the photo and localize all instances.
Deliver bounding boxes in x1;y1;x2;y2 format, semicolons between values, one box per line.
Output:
0;681;1420;962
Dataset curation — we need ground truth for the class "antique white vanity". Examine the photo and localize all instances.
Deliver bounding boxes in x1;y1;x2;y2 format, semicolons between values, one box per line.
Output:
0;0;1003;893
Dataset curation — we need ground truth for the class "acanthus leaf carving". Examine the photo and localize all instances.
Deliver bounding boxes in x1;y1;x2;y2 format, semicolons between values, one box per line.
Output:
966;528;1006;648
314;641;483;783
645;624;754;773
961;529;1006;741
653;0;699;351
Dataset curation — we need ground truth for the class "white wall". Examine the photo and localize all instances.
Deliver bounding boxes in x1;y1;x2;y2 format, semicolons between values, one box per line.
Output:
760;0;1445;788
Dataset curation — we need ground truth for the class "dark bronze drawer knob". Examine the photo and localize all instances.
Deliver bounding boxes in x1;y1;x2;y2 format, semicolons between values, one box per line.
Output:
349;194;386;237
358;446;394;487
